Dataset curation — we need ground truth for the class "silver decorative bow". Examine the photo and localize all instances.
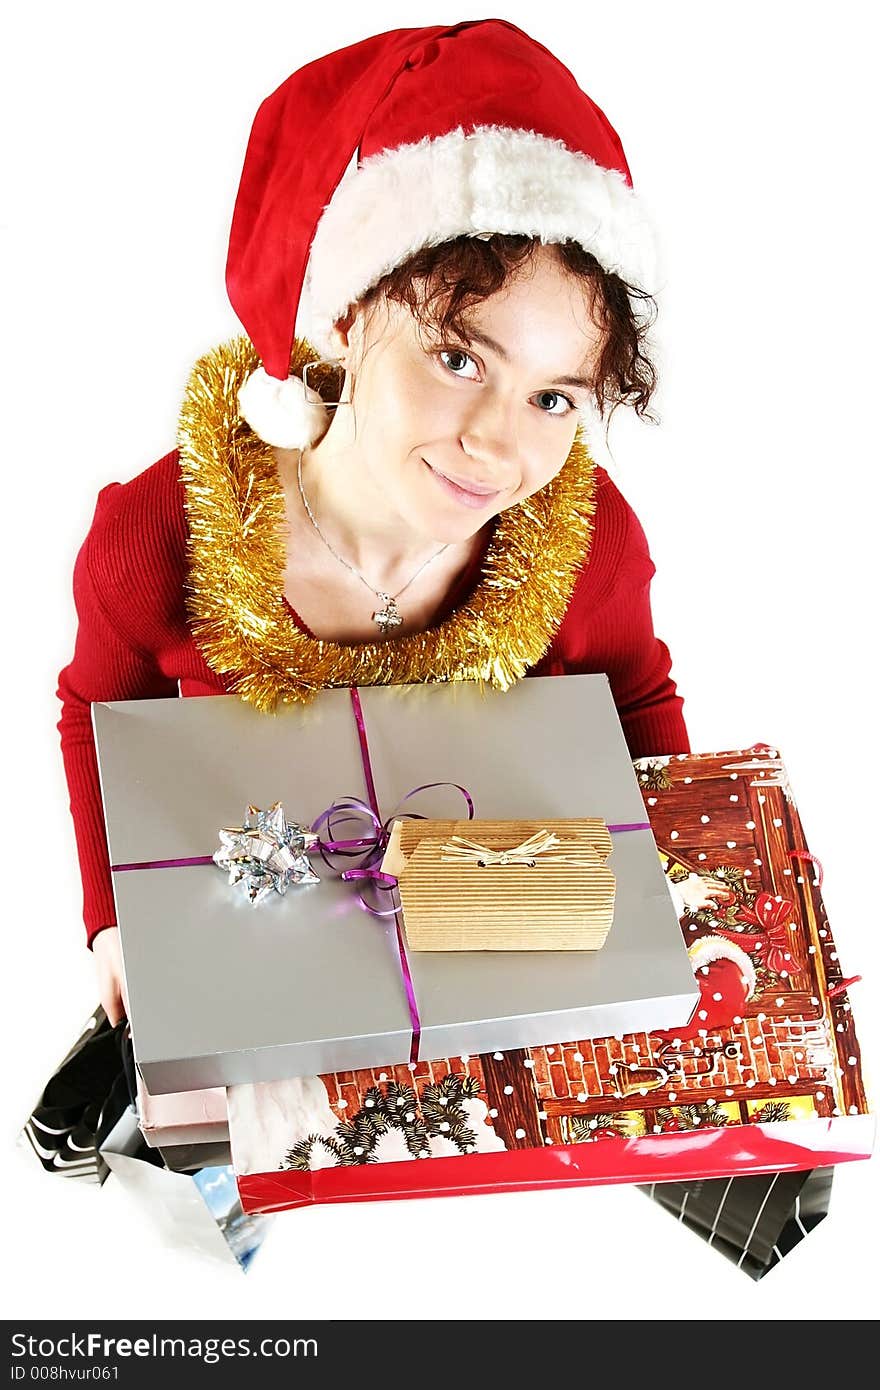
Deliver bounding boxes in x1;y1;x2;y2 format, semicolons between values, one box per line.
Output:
213;801;320;906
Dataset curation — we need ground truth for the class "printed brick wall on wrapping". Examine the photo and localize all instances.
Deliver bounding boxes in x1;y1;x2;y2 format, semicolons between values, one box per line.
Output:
529;1013;836;1111
320;1056;487;1116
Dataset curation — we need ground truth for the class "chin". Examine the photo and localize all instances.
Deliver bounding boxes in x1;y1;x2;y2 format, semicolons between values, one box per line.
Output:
414;507;493;546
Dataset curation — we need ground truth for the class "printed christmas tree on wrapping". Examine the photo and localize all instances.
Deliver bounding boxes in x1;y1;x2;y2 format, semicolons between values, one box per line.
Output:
283;1074;483;1169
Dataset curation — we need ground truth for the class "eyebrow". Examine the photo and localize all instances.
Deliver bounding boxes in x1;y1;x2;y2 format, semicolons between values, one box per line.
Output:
460;325;594;392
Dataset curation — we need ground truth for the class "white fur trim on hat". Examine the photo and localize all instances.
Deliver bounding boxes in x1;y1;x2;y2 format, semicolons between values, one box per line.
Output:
237;367;330;449
688;935;758;1001
304;125;659;354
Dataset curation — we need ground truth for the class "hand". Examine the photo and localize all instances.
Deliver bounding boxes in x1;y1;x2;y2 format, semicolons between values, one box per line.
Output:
676;873;735;914
92;926;129;1026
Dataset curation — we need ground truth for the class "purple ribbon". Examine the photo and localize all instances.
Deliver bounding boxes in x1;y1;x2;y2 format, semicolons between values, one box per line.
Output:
325;689;480;1061
345;687;421;1062
111;855;216;871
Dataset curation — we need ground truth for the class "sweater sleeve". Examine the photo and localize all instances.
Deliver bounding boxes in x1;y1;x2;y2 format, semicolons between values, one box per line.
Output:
56;479;182;949
548;473;690;761
599;528;690;761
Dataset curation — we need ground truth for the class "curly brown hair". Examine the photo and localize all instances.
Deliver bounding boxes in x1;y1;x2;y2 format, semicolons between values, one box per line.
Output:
358;233;657;421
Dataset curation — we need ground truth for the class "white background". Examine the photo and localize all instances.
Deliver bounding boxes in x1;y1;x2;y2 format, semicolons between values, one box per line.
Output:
3;0;878;1321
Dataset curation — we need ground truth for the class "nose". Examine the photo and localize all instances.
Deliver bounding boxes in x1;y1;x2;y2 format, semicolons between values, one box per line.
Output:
459;391;520;479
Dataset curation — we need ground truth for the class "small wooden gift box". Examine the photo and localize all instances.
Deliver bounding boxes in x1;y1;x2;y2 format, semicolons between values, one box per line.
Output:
383;818;616;951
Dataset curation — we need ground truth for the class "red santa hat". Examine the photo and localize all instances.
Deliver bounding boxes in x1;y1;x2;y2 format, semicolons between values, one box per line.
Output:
651;935;758;1044
226;18;658;448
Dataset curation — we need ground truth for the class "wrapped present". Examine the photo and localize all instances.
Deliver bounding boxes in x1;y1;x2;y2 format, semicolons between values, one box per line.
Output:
99;1108;271;1272
384;818;616;950
18;1008;132;1184
136;1073;229;1149
20;1012;269;1271
159;1139;234;1173
226;744;874;1216
91;675;697;1094
639;1167;835;1280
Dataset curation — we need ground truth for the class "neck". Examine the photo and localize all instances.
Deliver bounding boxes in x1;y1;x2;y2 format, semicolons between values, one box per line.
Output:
274;414;465;594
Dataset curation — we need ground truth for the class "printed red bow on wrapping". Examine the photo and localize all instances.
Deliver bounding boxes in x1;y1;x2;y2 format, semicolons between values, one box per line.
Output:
715;891;797;976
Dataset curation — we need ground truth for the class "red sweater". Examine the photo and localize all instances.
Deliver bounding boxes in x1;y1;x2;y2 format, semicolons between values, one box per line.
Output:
56;449;688;947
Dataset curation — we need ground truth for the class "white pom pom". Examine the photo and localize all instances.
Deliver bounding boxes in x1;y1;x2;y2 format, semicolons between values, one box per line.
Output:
237;367;330;448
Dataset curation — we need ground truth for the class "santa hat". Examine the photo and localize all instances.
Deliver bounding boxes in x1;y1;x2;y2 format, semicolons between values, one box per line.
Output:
227;18;658;448
651;935;758;1044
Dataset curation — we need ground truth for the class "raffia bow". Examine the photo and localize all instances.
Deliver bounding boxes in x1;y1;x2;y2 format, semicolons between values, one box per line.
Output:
440;830;592;868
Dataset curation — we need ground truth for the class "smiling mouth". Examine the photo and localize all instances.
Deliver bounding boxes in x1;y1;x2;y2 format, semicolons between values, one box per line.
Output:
423;460;503;507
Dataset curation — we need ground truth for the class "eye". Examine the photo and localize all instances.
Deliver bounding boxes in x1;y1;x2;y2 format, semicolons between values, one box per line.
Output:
532;389;576;417
438;348;480;379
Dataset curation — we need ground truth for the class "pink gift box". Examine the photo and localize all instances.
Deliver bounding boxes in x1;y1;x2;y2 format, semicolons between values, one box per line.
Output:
136;1074;229;1148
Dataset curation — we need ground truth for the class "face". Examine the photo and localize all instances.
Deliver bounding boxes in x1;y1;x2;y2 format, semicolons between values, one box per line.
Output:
331;242;603;545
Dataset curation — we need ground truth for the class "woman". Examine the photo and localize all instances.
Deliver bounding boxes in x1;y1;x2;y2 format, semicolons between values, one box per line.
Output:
55;18;687;1028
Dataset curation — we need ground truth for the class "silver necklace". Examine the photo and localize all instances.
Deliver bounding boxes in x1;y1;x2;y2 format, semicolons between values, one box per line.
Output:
296;452;451;634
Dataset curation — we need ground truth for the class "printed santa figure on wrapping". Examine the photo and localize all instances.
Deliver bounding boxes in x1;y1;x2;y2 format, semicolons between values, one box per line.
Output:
652;864;776;1042
650;934;757;1044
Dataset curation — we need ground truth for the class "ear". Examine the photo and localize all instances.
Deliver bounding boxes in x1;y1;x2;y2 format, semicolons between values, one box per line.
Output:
326;307;358;364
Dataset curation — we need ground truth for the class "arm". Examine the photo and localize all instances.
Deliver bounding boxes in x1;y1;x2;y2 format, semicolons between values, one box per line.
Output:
600;543;690;761
56;486;180;951
548;472;689;760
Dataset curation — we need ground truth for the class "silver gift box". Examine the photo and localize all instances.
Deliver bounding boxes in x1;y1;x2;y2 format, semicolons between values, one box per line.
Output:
92;675;698;1094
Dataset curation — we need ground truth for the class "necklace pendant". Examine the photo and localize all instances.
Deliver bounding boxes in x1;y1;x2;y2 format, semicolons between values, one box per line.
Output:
372;594;403;634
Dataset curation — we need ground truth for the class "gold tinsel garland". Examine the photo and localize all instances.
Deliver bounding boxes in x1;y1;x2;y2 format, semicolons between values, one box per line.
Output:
177;335;597;712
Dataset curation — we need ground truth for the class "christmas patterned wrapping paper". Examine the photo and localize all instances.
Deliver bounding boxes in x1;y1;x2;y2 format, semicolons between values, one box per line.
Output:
230;744;874;1214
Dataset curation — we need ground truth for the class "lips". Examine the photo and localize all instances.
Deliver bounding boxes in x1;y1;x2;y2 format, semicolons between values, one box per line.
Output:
424;460;503;509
